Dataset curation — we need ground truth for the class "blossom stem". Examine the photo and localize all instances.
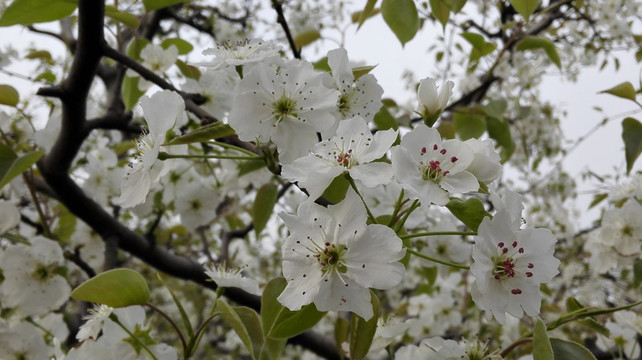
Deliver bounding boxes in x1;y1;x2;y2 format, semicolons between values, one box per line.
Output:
145;302;188;356
387;189;406;227
500;338;533;358
187;312;221;358
207;140;260;157
394;199;420;233
158;152;263;161
109;314;159;360
404;248;470;270
346;175;377;224
399;231;477;240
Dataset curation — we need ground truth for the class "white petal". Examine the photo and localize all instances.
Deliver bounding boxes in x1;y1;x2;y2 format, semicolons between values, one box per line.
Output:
0;200;20;233
312;274;374;320
350;162;393;188
439;170;479;194
360;128;398;163
139;90;185;138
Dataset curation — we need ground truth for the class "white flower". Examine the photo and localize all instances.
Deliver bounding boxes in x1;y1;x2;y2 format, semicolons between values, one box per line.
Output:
324;48;383;133
174;179;219;230
0;321;51;359
417;77;454;126
470;211;560;324
119;90;185;208
464;138;502;185
600;199;642;256
391;125;478;206
0;236;71;316
228;60;340;163
277;188;405;320
0;200;20;233
490;188;524;228
204;264;261;296
282;116;397;200
130;44;179;91
198;39;282;71
76;304;114;341
182;69;235;120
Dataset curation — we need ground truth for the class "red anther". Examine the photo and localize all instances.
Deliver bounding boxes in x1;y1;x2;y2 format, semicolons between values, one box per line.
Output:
421;147;427;154
440;149;447;155
512;241;518;248
526;272;533;277
511;289;522;295
528;263;534;268
433;144;438;150
451;156;458;162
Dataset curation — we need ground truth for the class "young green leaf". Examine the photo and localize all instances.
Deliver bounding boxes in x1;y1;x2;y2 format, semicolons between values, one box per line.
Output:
349;291;379;360
533;317;554;360
161;38;194;54
320;174;350;204
165;122;235;145
515;36;561;68
121;75;146;111
622;117;642;175
461;32;497;64
217;299;257;360
70;268;151;307
510;0;539;21
156;273;194;339
0;0;77;27
261;278;327;340
142;0;190;12
453;107;486;140
105;5;141;29
446;197;491;231
234;306;264;359
381;0;419;46
0;149;44;189
253;183;278;237
429;0;450;30
600;81;637;102
0;84;20;107
355;0;378;29
633;258;642;288
293;29;321;50
550;338;597;360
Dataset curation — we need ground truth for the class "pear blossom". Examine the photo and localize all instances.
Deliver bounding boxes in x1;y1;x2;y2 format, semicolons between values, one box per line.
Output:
77;304;114;341
131;43;179;91
228;60;340;163
600;199;642;256
324;48;383;135
197;39;282;71
470;211;560;324
204;263;261;296
391;124;478;206
282;116;397;200
0;236;70;316
119;90;185;208
464;138;502;185
277;189;405;320
0;199;20;233
417;77;454;126
182;68;235;120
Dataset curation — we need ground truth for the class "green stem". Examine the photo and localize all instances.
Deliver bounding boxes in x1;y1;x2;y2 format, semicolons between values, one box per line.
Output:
207;140;258;157
110;314;159;360
394;199;420;233
159;152;262;161
405;248;470;270
23;170;53;238
387;189;406;227
346;175;377;224
399;231;477;240
144;303;187;356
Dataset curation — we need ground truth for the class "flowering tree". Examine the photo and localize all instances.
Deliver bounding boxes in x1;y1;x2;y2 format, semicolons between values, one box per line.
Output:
0;0;641;359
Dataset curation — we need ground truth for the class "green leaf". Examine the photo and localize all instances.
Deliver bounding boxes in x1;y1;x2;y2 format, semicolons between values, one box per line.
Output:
533;318;554;360
165;122;235;145
373;106;398;131
0;0;77;26
52;205;77;242
334;317;350;355
105;5;140;29
263;337;287;360
588;193;608;209
349;291;379;360
126;38;151;60
442;0;467;13
381;0;419;46
239;159;267;177
235;306;264;359
355;0;378;29
486;116;514;162
446;197;490;231
483;99;508;119
161;38;194;54
633;258;642;288
0;143;18;187
121;75;146;111
0;149;44;189
217;299;257;360
142;0;189;11
622;117;642;175
253;183;278;237
461;32;497;64
320;173;350;203
352;65;377;81
261;278;327;340
515;36;561;69
157;273;194;339
509;0;539;21
70;268;150;307
550;338;597;360
293;29;321;50
600;81;637;101
429;0;450;29
453;107;486;140
176;59;201;80
0;84;19;107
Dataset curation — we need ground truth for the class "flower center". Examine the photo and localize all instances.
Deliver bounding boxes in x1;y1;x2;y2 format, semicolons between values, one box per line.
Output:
272;94;298;124
492;241;534;295
419;144;458;183
315;242;348;274
336;149;353;167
